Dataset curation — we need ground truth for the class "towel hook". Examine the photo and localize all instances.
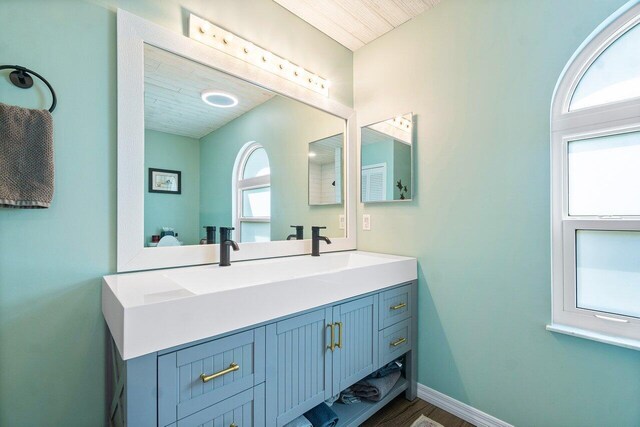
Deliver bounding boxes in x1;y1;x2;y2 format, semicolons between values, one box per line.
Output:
0;65;57;112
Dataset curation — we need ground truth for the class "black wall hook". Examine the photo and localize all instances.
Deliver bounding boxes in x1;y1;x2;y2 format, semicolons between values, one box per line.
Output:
0;65;57;112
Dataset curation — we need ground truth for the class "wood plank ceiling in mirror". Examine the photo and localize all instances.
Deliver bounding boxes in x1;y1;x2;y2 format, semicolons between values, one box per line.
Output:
144;44;275;138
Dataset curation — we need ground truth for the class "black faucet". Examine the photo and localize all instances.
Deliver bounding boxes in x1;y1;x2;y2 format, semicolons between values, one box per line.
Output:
219;227;239;267
201;226;216;244
287;225;304;240
311;226;331;256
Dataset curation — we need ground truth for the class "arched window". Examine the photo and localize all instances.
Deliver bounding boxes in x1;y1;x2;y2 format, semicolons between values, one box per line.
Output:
550;2;640;348
233;142;271;243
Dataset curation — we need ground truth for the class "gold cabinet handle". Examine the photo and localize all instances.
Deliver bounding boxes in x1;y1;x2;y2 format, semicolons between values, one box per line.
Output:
327;323;335;351
335;322;343;349
390;337;407;347
390;302;407;310
230;424;238;427
200;363;239;383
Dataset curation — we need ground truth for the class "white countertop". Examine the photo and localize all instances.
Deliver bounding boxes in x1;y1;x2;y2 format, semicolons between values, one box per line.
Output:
102;250;417;360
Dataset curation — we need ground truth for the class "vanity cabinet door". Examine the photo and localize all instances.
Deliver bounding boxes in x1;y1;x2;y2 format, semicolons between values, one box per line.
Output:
265;308;333;427
331;295;379;395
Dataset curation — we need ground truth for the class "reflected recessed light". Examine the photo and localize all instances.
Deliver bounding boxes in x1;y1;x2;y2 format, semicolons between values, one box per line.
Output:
201;90;238;108
308;152;317;158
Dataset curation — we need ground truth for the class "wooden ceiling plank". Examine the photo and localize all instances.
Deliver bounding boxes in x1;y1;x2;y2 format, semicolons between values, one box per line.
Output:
359;0;411;27
273;0;365;50
334;0;394;34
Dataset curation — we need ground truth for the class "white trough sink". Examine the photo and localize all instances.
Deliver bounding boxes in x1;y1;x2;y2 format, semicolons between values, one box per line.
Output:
102;251;417;360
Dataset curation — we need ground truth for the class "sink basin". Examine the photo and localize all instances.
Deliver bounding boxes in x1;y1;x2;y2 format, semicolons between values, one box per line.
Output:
164;251;400;295
102;251;416;360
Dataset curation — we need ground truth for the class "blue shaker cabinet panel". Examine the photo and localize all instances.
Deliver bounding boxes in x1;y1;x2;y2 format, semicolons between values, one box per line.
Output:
265;308;333;427
159;328;265;426
331;295;378;395
378;284;411;330
172;384;265;427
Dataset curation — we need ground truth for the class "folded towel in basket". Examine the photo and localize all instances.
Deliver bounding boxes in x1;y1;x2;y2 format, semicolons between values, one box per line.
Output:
351;370;401;402
0;102;54;208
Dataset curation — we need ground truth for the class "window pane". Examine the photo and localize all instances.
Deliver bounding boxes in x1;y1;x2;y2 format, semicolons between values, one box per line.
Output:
243;147;270;179
568;132;640;215
570;23;640;110
576;230;640;318
242;187;270;217
241;222;270;243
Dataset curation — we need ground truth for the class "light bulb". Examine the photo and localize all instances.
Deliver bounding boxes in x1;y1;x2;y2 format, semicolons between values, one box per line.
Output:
243;42;254;54
223;33;234;44
199;22;211;34
279;60;290;70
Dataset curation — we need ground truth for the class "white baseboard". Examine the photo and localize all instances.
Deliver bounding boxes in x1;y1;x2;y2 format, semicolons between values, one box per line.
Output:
417;383;513;427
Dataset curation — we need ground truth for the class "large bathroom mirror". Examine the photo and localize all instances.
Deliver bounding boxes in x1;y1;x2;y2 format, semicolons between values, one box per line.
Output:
143;44;345;247
361;114;414;202
308;134;343;206
117;10;356;271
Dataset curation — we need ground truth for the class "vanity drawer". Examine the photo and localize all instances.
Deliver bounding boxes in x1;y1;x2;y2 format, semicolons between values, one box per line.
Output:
172;384;265;427
378;319;412;366
379;284;412;330
158;328;265;426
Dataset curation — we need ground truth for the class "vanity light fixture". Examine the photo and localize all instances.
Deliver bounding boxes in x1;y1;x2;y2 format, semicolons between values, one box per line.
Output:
201;90;238;108
308;152;317;158
189;14;330;97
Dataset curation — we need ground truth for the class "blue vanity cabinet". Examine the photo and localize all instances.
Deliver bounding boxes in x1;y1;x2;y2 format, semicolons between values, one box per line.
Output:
331;295;379;394
110;281;418;427
265;308;333;427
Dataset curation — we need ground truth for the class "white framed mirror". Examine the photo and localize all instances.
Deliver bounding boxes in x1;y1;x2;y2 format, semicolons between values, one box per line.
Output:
360;113;414;203
117;10;356;272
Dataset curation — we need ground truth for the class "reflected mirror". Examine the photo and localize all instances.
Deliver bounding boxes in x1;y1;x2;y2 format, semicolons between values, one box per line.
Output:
308;134;343;206
361;114;413;202
143;44;345;247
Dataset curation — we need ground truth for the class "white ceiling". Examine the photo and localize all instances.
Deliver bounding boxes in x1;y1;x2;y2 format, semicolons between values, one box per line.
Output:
144;44;275;139
273;0;440;51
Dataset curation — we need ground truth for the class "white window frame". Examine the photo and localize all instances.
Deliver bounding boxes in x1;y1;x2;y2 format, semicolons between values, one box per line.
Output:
233;142;270;242
549;1;640;350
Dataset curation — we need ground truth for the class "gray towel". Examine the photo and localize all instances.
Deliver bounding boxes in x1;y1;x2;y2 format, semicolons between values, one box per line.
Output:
0;102;54;208
351;370;401;402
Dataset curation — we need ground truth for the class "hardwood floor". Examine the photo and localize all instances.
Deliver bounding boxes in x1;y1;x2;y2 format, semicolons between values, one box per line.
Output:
361;395;475;427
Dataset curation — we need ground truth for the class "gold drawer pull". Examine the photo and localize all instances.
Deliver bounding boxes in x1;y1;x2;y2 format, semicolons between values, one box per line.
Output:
390;337;407;347
390;302;407;310
327;323;335;351
200;363;239;383
230;424;238;427
335;322;343;349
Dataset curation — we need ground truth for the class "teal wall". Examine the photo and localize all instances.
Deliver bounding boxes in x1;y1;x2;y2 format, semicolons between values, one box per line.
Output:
354;1;640;426
200;96;345;240
0;1;352;425
144;129;200;246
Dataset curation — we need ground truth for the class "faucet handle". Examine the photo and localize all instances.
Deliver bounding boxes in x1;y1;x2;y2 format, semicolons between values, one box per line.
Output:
220;226;235;232
312;226;327;230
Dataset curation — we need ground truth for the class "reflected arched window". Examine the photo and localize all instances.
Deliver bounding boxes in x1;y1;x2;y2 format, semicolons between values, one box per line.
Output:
550;2;640;346
234;143;270;242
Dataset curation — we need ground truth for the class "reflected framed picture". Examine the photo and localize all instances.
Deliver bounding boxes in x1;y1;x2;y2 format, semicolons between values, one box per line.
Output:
149;168;181;194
